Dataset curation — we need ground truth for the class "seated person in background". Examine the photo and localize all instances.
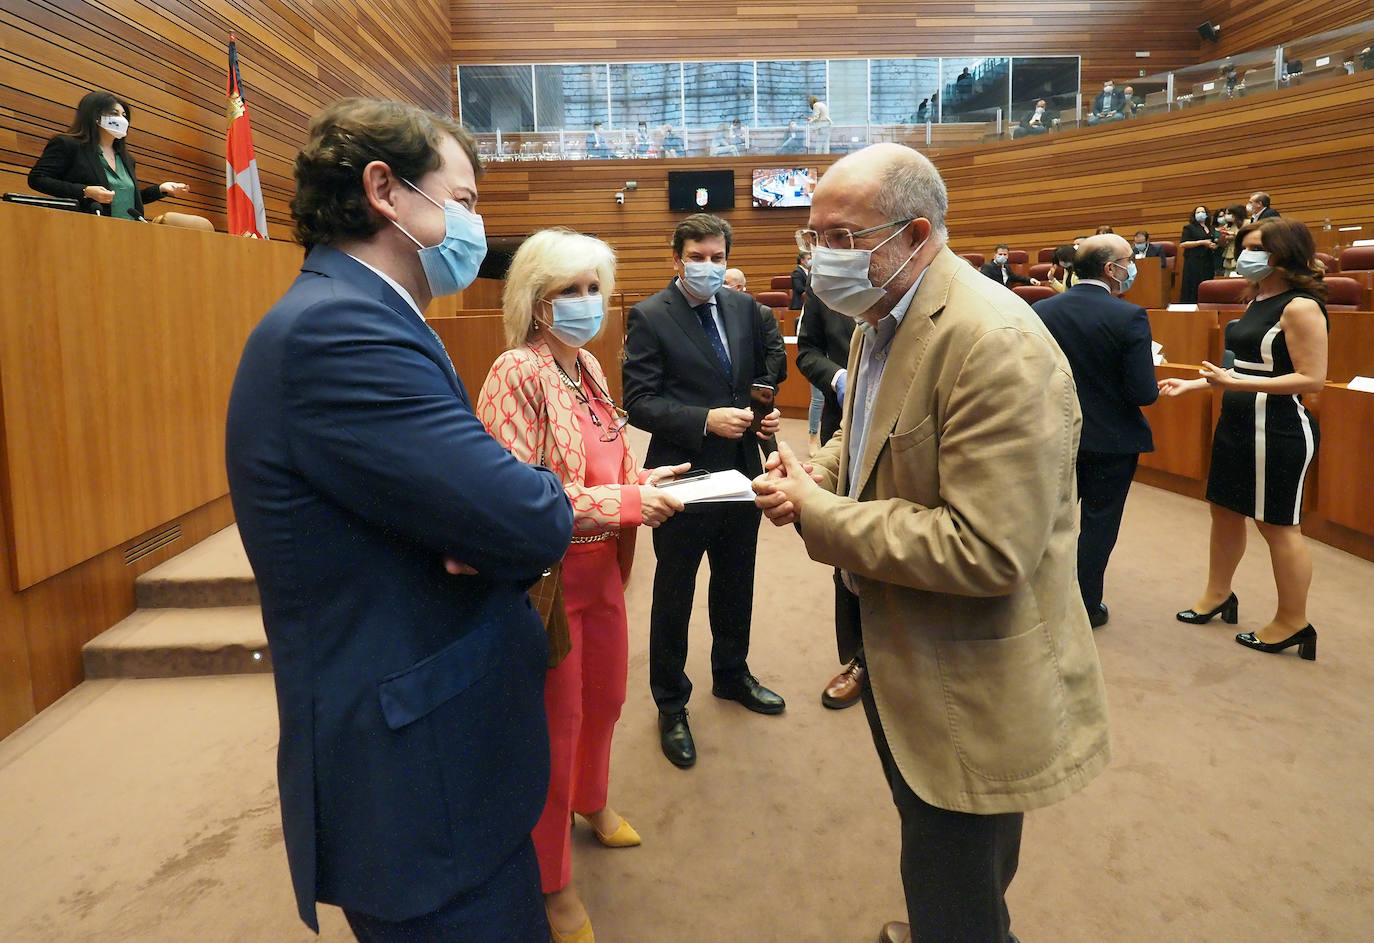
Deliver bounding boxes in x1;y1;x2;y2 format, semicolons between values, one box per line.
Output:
634;121;653;156
661;124;683;158
1047;244;1078;293
584;121;612;159
979;244;1038;287
1086;80;1125;125
29;90;190;220
1132;230;1165;266
729;119;749;153
777;120;805;154
1096;224;1114;235
1122;86;1140;117
1013;99;1050;138
723;268;747;292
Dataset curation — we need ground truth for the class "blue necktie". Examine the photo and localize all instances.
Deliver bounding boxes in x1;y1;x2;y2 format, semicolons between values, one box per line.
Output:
693;302;731;374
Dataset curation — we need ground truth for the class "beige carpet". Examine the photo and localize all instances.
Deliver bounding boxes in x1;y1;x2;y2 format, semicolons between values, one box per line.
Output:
1;419;1371;942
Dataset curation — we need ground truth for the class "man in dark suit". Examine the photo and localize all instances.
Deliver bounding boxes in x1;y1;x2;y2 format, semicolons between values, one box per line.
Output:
1248;191;1280;222
795;291;867;710
225;98;573;942
1032;233;1158;628
1132;230;1166;267
790;251;810;309
1086;80;1125;125
979;244;1034;287
623;213;787;769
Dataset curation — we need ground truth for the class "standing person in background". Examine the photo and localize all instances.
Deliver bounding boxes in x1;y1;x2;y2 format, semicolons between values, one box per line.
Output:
914;98;930;123
1033;235;1158;628
28;91;189;220
808;96;833;154
1159;218;1328;661
1217;204;1249;276
476;229;689;943
623;213;787;771
1249;191;1280;222
790;251;810;310
226;97;574;942
1179;204;1219;303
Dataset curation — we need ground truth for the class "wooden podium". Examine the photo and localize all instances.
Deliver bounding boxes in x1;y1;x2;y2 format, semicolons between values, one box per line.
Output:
1122;259;1168;309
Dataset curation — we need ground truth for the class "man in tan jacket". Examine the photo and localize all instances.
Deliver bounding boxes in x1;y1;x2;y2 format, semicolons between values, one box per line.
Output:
754;143;1109;943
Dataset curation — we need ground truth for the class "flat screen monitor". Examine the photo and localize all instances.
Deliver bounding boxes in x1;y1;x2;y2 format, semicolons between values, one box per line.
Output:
751;167;817;208
667;170;735;211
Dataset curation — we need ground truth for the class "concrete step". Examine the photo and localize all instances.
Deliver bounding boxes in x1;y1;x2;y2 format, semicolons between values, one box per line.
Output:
135;524;258;608
82;606;271;679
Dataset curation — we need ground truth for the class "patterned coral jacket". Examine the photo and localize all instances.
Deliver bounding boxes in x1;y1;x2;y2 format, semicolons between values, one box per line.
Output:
476;337;647;537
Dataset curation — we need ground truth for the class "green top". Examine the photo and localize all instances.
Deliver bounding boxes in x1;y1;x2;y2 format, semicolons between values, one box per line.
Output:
102;153;137;221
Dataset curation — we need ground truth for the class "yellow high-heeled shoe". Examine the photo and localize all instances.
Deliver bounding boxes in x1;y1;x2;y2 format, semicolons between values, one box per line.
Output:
548;914;594;943
576;811;642;847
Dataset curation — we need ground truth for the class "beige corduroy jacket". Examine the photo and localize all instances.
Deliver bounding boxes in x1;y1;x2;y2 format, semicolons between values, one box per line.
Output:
799;246;1110;815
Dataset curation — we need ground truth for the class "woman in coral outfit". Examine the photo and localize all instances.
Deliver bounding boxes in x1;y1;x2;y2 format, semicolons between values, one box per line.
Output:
476;229;686;943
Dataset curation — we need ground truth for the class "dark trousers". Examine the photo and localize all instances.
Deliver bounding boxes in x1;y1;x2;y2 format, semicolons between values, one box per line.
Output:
843;582;1023;942
648;503;760;712
342;838;545;942
1076;450;1140;610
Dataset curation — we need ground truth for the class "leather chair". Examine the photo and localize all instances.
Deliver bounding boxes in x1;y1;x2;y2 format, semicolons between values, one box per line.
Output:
1315;252;1338;273
1156;241;1178;272
1006;249;1030;277
1038;247;1057;264
1196;278;1250;310
1335;248;1374;308
960;253;985;268
754;290;791;310
771;275;793;291
1323;276;1363;311
1028;263;1053;281
1012;284;1055;303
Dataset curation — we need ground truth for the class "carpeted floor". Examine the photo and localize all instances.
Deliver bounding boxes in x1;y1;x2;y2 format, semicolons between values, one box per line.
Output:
1;419;1371;942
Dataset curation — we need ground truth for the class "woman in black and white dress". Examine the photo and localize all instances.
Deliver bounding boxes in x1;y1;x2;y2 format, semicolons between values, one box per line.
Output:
1158;218;1328;660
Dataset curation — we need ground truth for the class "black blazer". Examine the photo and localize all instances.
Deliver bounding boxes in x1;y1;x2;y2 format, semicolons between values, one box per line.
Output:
1254;206;1280;221
979;261;1031;287
1032;283;1158;454
1092;89;1125;116
28;134;165;217
789;265;808;309
1134;242;1167;267
623;280;786;479
795;293;856;444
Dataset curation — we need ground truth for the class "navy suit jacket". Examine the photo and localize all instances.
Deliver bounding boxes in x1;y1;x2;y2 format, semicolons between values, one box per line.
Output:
623;280;785;481
225;245;573;929
1032;283;1158;454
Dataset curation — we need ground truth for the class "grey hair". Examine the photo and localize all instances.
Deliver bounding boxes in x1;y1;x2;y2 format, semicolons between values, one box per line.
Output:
874;154;948;240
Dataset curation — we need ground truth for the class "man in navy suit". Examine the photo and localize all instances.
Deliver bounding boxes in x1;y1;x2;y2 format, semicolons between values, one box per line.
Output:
225;98;573;942
1033;234;1158;628
623;213;787;769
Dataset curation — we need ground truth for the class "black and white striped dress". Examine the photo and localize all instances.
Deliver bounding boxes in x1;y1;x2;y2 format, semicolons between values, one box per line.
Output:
1206;289;1326;525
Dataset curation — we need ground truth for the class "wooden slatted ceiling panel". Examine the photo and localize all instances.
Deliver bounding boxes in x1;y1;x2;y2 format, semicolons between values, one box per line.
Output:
1198;0;1371;60
470;72;1374;303
0;0;452;238
451;0;1207;85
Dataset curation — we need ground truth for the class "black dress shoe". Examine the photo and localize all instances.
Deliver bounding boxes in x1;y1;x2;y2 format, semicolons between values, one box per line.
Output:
1177;592;1239;624
658;709;696;768
1236;624;1317;660
712;674;786;714
1088;603;1109;629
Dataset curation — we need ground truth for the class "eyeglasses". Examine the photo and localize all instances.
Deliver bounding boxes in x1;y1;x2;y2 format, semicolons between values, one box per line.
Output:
590;397;631;442
795;218;914;252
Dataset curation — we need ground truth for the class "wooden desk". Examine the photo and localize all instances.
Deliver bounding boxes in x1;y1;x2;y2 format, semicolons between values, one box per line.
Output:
1146;309;1214;367
1138;364;1214;481
1122;260;1167;309
1316;385;1374;536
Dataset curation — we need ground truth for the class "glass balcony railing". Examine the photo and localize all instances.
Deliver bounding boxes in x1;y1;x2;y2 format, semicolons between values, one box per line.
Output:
457;18;1374;162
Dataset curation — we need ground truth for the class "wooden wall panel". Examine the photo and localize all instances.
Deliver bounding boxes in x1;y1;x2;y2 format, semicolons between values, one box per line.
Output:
0;202;301;589
1;0;452;238
1199;1;1371;61
468;72;1374;308
450;1;1207;87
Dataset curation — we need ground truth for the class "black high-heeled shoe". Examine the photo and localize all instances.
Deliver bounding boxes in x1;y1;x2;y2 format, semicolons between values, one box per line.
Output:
1176;593;1239;624
1235;625;1317;660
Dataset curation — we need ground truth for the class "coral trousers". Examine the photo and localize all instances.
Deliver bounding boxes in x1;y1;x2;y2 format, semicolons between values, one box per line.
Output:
531;538;629;892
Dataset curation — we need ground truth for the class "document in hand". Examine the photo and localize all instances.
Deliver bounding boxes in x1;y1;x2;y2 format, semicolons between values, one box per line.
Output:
657;469;756;504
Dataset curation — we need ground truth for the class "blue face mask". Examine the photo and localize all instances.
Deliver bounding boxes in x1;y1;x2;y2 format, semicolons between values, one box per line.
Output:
681;261;726;300
544;294;604;347
1111;258;1137;293
394;180;487;297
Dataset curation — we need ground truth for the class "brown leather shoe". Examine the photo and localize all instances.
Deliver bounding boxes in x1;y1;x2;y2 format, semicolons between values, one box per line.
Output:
878;921;910;943
821;659;864;710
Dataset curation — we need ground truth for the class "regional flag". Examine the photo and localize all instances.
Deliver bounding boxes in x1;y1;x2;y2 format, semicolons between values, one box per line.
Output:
226;37;269;238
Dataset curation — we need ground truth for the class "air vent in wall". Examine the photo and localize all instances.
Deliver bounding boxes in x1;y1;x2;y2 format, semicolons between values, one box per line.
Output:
124;524;182;565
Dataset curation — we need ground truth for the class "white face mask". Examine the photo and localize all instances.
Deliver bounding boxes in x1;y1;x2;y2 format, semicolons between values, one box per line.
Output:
680;261;726;300
809;221;927;318
1195;212;1208;223
99;114;129;139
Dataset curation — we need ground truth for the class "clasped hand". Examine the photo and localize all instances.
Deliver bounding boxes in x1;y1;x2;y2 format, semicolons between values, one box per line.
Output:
707;407;780;439
752;442;826;527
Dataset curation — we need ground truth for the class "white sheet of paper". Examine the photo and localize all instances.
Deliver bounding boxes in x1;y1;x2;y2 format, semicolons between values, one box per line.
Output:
1348;376;1374;393
1167;303;1199;312
1152;340;1165;366
657;468;756;504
